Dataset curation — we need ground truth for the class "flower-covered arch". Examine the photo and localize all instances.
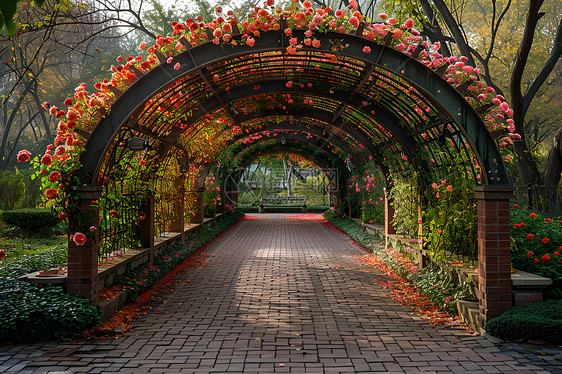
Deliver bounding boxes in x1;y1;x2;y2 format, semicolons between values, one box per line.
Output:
29;1;516;322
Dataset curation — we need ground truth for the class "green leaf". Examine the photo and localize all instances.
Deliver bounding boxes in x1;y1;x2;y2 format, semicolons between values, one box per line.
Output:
0;0;19;36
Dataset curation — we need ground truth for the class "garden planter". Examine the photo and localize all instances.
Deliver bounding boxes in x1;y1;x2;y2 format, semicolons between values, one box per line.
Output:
21;269;67;287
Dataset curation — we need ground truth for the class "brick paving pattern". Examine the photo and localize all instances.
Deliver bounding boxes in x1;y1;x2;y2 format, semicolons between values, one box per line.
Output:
1;213;560;373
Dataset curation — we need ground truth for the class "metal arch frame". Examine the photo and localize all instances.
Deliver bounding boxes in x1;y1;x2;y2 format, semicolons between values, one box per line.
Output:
230;139;340;171
127;81;419;173
228;121;371;161
220;138;344;189
77;29;509;186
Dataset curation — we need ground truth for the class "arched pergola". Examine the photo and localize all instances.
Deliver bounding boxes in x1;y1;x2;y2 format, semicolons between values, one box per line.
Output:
57;11;514;323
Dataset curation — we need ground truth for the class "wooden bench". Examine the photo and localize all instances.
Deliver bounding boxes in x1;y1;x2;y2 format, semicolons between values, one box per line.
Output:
259;196;307;213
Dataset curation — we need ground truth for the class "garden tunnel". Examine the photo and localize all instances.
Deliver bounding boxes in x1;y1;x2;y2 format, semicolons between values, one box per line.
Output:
56;9;516;323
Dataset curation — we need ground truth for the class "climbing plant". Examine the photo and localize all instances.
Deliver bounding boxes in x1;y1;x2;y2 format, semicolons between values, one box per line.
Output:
17;0;517;251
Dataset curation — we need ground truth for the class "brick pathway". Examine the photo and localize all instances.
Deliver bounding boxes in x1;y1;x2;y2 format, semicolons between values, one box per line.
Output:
1;213;559;373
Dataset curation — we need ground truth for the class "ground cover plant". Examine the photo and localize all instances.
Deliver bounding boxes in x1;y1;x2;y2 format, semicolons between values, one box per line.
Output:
0;236;67;294
0;227;98;343
0;285;100;343
0;210;244;343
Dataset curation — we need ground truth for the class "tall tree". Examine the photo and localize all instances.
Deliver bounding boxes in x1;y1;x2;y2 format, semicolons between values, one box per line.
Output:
375;0;562;208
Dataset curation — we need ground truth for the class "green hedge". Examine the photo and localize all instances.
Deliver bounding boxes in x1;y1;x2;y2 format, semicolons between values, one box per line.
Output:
486;300;562;345
1;208;59;233
0;285;100;343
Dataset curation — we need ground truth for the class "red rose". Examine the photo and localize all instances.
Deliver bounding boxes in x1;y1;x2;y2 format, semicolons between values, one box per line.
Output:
541;238;550;244
55;146;66;155
529;213;537;218
41;154;53;166
526;234;534;240
72;232;87;246
527;251;533;257
513;204;519;208
48;171;62;183
45;188;58;200
542;254;551;262
17;150;31;162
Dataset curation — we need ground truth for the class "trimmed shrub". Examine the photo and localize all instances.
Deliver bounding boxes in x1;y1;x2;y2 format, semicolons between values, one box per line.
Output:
0;285;100;343
0;170;26;210
1;209;59;233
486;300;562;345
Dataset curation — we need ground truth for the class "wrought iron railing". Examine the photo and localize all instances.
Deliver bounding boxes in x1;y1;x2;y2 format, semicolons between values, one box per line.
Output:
98;192;143;263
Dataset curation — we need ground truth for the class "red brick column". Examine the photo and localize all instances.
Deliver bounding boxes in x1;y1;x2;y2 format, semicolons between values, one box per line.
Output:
67;186;102;301
192;187;205;224
139;195;155;261
474;185;514;322
417;193;426;268
229;189;239;209
168;187;186;242
383;188;395;248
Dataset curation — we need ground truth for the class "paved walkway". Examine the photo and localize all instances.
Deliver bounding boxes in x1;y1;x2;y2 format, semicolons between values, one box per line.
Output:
1;213;560;373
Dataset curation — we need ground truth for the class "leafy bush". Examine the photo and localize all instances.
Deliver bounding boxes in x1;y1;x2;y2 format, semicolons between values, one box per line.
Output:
510;205;562;298
389;178;419;237
0;285;100;343
422;179;478;263
411;264;474;315
0;169;26;210
344;163;385;224
1;208;59;234
486;300;562;345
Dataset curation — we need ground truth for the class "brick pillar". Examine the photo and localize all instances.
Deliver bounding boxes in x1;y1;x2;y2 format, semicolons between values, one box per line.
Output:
192;187;205;224
230;188;239;209
67;186;102;301
417;193;426;268
139;195;155;261
474;185;514;322
384;187;395;248
169;187;186;242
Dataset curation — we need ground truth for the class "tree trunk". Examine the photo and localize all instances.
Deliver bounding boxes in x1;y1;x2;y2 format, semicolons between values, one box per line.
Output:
543;127;562;210
431;0;477;67
509;0;545;186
